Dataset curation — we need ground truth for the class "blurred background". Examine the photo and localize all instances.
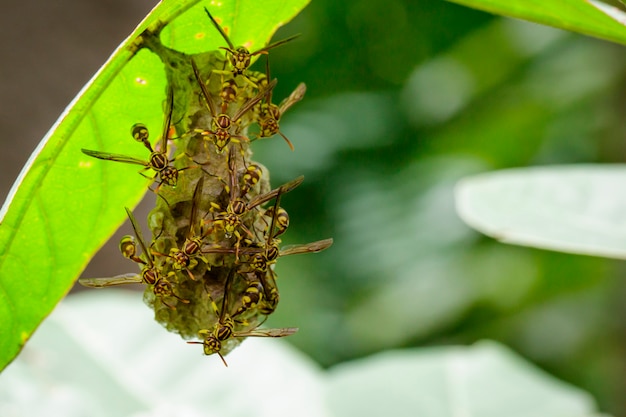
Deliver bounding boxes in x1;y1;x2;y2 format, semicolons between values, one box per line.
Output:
2;0;626;415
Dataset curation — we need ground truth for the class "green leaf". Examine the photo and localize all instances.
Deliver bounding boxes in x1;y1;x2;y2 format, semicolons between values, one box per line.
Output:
455;165;626;259
445;0;626;46
0;0;310;372
1;292;606;417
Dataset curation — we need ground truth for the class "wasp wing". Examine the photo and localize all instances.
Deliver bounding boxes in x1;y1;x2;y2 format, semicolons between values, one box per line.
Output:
280;238;334;256
81;149;149;167
278;82;306;116
246;175;304;210
253;34;301;56
204;7;235;50
78;273;143;288
232;79;278;122
234;327;299;338
192;58;219;118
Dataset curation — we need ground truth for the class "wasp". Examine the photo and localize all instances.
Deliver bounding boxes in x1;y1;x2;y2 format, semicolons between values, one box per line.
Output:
253;57;306;151
151;176;211;281
229;269;281;318
187;269;297;366
191;58;277;153
81;88;189;190
204;146;304;250
234;185;333;314
204;7;299;79
79;207;189;309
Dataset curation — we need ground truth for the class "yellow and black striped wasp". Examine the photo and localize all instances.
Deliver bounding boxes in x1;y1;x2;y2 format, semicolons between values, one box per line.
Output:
229;269;280;318
187;268;298;366
79;207;189;309
81;88;188;189
203;146;304;252
191;58;277;153
151;176;211;281
234;185;333;315
204;7;300;80
253;57;306;151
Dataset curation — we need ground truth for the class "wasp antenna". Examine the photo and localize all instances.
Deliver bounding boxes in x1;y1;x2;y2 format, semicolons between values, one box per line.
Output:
160;87;174;156
218;352;229;367
204;7;235;50
278;131;295;151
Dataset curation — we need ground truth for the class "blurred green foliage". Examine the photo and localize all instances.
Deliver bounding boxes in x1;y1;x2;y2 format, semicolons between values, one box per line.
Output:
244;0;626;415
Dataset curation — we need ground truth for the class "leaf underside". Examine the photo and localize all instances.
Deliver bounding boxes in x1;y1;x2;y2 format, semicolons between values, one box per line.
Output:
446;0;626;46
455;165;626;259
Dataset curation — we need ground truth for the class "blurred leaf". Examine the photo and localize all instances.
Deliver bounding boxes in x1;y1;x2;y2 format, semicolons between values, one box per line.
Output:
405;16;624;168
0;291;329;417
254;91;402;181
445;0;626;46
455;165;626;259
0;0;309;372
327;341;605;417
0;292;607;417
345;246;538;353
401;19;565;128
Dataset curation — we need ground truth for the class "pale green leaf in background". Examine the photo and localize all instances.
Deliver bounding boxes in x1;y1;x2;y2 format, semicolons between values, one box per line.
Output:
328;341;602;417
0;292;607;417
455;165;626;259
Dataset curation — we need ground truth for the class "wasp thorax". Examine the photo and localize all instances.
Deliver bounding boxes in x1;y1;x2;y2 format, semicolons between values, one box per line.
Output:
149;152;168;171
214;114;232;130
216;319;234;341
142;267;159;285
131;123;149;142
183;237;202;256
231;198;246;216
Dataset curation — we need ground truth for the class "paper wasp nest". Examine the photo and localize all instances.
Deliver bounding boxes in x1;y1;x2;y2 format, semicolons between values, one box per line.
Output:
81;13;332;362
